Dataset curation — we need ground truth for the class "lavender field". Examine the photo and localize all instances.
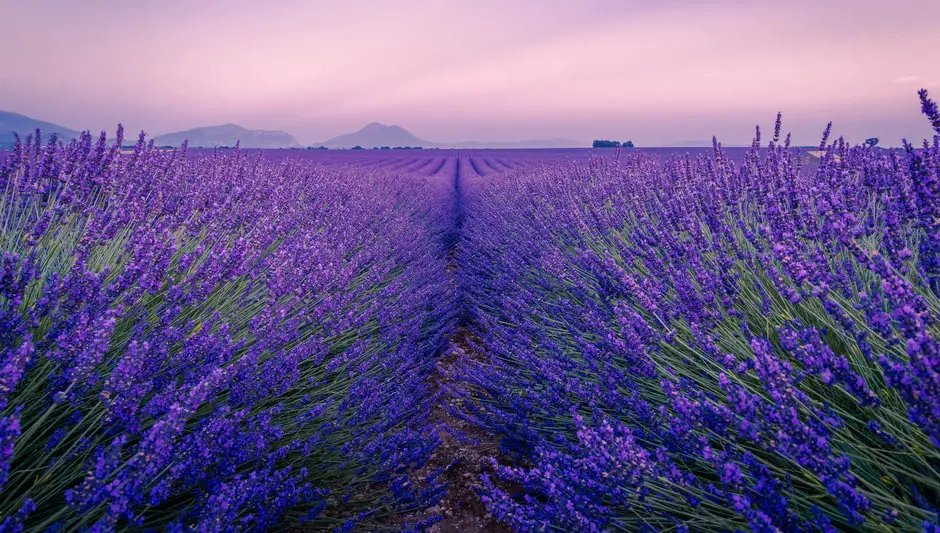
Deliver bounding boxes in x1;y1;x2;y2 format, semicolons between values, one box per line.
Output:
1;92;939;532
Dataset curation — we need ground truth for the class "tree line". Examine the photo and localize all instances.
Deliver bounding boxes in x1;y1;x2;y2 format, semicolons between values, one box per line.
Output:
593;140;634;148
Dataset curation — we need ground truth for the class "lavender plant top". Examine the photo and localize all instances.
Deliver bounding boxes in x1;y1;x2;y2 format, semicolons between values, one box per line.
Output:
2;92;940;532
0;130;457;531
456;104;940;531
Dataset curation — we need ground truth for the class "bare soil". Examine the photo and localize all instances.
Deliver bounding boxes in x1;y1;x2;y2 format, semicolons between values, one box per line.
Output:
413;328;511;533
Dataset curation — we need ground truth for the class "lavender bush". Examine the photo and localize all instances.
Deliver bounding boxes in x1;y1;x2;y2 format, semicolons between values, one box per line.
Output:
3;92;939;532
0;131;456;531
458;94;940;531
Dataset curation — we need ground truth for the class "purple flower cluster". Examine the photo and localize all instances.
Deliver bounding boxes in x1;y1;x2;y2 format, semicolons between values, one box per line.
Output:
0;131;458;530
458;92;940;531
3;92;939;532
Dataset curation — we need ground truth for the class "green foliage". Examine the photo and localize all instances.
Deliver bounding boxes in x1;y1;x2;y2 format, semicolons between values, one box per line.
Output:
592;139;620;148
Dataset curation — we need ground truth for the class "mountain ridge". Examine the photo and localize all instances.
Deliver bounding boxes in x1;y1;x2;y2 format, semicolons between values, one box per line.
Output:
0;110;82;147
317;122;436;148
153;124;300;148
1;111;588;150
316;122;585;149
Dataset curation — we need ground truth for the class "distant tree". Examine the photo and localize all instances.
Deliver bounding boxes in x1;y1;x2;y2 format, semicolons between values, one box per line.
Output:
593;140;620;148
865;137;879;147
372;146;379;150
317;146;328;150
622;140;635;148
351;145;364;150
380;146;390;150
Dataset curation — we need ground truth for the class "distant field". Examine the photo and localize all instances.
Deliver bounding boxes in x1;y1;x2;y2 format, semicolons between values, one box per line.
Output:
177;145;776;164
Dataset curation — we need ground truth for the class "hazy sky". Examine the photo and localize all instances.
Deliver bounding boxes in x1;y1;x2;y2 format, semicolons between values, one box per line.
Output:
2;0;939;146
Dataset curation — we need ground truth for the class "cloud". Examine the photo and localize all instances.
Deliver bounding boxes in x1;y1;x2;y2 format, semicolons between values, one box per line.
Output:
893;76;922;83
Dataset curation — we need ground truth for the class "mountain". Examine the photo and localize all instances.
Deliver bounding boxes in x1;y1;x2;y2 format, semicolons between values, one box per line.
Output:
319;122;435;149
0;113;585;151
0;110;81;147
317;123;584;149
153;124;300;148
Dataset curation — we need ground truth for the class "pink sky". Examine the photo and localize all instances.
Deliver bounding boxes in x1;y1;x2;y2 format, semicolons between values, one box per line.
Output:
2;0;938;146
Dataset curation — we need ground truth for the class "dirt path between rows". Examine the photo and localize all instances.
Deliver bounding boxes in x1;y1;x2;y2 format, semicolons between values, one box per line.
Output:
377;155;511;532
418;328;510;533
421;156;509;532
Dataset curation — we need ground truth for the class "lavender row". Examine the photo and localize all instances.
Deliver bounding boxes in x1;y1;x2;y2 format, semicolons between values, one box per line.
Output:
457;93;940;531
0;130;456;531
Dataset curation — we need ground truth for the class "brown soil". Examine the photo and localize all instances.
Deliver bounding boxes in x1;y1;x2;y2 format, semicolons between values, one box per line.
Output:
291;327;511;533
405;328;511;533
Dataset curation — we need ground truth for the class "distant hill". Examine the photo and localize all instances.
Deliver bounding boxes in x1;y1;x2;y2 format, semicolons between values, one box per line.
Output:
317;123;584;149
153;124;300;148
319;123;435;149
0;112;586;151
0;110;81;147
